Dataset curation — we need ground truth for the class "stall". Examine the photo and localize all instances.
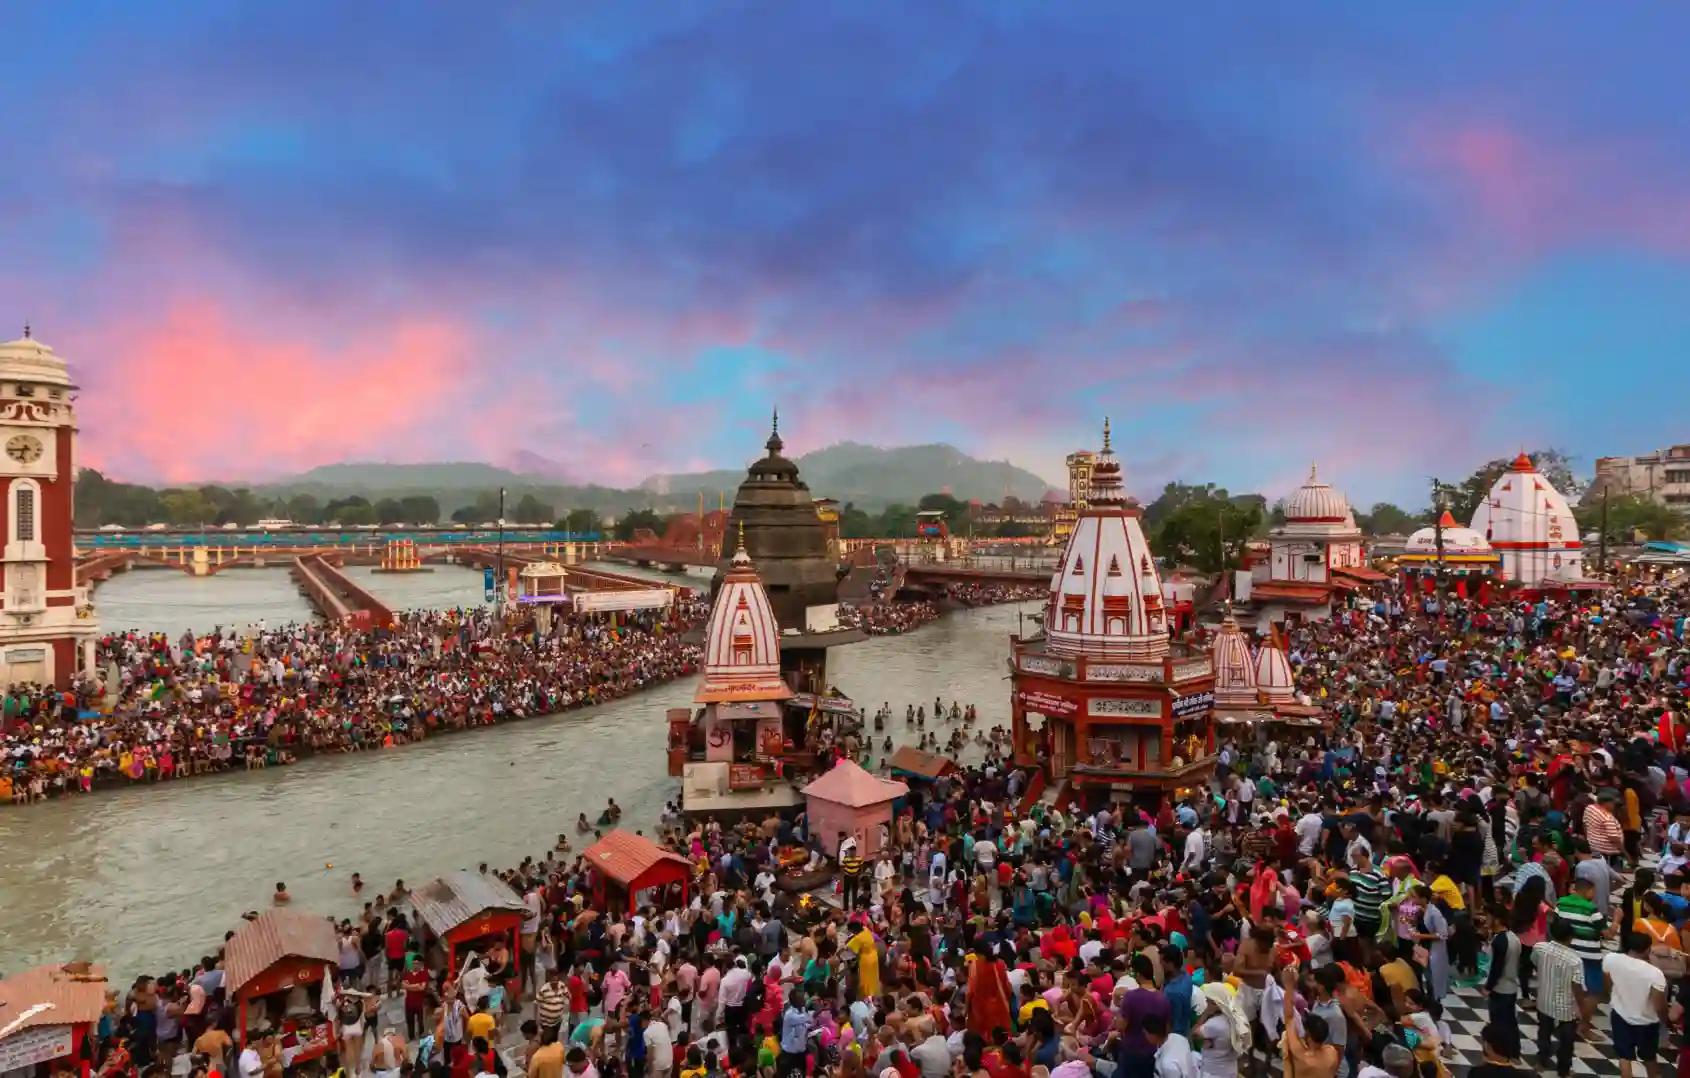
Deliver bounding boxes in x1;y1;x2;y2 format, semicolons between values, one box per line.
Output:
0;963;106;1078
223;909;340;1061
410;871;528;987
802;759;908;858
582;830;693;913
886;746;959;785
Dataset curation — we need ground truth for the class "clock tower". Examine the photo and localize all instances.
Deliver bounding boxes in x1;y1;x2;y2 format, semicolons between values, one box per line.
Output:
0;331;96;689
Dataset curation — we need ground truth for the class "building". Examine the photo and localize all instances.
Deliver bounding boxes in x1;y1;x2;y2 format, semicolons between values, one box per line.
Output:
1243;465;1382;628
1050;449;1096;542
1395;511;1500;591
1594;445;1690;511
1208;611;1324;744
1469;453;1583;587
0;333;97;688
715;410;863;694
1009;420;1216;807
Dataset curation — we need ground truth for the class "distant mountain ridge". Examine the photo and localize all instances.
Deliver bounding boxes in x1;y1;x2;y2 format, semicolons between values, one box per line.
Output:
237;442;1056;515
641;441;1057;508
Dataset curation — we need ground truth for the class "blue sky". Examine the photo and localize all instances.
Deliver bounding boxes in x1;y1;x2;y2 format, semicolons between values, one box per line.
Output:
1;3;1686;508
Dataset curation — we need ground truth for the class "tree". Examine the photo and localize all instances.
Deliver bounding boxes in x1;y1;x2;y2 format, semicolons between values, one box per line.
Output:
285;493;322;524
614;508;664;541
374;498;406;524
398;495;440;525
1574;493;1686;543
75;468;164;527
837;502;876;539
159;488;215;527
1357;502;1423;536
560;508;601;535
995;520;1035;539
513;493;555;524
1148;492;1263;573
324;495;376;526
916;493;967;521
1443;448;1584;522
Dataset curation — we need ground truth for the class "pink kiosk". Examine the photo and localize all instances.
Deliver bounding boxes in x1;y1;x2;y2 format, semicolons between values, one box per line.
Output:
801;759;908;858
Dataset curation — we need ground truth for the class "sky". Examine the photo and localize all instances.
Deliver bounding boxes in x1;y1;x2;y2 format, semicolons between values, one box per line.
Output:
2;4;1688;509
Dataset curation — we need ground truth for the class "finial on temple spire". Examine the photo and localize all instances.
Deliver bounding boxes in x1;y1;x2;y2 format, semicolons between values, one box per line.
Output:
1102;416;1111;452
21;322;29;339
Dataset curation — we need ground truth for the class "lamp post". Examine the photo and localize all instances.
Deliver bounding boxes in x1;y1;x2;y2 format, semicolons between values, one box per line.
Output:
496;486;506;626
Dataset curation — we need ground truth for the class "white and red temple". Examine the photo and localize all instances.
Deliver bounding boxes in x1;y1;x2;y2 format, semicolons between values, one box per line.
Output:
1244;465;1384;628
1009;421;1216;807
1469;453;1585;588
1209;611;1322;739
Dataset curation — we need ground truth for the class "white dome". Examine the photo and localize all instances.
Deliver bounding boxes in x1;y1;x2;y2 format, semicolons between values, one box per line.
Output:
1045;420;1170;660
1284;464;1357;527
1211;613;1258;708
1468;454;1583;585
697;537;791;702
1254;641;1295;705
0;334;73;388
1404;512;1495;558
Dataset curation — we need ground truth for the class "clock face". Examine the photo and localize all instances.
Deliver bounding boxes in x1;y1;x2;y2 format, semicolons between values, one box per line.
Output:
6;434;42;464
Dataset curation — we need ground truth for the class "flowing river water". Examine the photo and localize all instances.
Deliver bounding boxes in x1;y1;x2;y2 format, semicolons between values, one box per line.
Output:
0;564;1036;979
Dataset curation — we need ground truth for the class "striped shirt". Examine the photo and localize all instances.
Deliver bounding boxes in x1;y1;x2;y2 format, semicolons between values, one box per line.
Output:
535;981;570;1030
1584;804;1625;856
1554;894;1606;960
1531;940;1584;1022
1349;870;1388;924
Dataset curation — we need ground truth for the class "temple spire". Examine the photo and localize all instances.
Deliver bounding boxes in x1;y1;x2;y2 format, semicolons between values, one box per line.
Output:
1102;416;1111;452
731;519;751;566
765;406;783;455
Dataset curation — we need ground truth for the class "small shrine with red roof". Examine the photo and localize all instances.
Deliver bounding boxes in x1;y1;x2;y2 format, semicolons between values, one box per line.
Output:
1009;420;1216;807
1469;453;1585;588
1244;464;1386;628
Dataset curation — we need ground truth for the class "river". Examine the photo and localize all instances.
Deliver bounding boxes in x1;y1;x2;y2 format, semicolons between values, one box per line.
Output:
3;566;1034;979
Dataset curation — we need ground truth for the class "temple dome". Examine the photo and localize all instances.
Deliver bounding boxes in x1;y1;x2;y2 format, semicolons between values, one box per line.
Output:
1282;465;1358;530
697;533;793;703
1253;638;1295;705
1468;453;1582;584
1210;612;1259;708
0;333;73;388
1044;419;1169;660
1404;511;1494;559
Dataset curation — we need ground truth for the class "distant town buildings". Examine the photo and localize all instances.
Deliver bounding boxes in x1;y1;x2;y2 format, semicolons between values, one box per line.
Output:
1594;444;1690;511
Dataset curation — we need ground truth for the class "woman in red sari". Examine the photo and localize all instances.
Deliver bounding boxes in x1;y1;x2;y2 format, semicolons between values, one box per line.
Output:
965;944;1013;1039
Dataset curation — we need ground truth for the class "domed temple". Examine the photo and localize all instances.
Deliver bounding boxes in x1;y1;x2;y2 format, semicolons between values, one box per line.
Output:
1469;453;1584;587
713;411;863;694
1243;464;1386;630
1008;420;1216;808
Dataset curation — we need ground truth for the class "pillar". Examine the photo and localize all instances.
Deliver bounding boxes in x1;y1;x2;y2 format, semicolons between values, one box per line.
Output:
191;548;211;577
1011;697;1029;765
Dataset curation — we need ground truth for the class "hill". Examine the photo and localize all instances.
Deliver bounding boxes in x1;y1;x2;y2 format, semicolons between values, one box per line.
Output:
642;441;1056;509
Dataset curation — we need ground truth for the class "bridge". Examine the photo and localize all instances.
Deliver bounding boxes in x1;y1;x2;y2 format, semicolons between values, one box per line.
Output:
291;554;396;629
74;539;612;585
453;547;696;599
598;543;718;572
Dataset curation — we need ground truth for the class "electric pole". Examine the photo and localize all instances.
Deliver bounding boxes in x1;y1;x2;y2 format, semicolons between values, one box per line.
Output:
1430;477;1447;599
1599;486;1610;574
496;486;506;625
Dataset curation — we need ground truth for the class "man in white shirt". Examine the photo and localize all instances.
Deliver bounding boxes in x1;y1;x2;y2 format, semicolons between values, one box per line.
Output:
718;956;754;1039
1145;1013;1198;1078
1295;807;1325;857
1181;825;1207;873
1603;932;1668;1078
643;1011;675;1078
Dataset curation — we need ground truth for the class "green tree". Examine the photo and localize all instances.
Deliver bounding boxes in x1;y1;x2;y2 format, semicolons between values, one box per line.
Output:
615;508;664;541
1575;493;1685;543
560;508;600;535
878;504;919;538
284;493;322;524
373;498;406;524
513;493;555;524
837;502;876;539
75;468;165;527
916;493;967;520
159;488;215;527
324;495;377;526
398;495;440;525
1357;502;1423;536
1149;493;1262;573
995;520;1035;539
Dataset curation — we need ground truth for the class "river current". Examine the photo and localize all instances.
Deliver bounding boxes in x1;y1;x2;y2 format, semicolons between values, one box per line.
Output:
1;565;1034;979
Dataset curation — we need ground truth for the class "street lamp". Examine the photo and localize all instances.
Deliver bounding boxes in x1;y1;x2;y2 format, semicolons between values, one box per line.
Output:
496;486;506;625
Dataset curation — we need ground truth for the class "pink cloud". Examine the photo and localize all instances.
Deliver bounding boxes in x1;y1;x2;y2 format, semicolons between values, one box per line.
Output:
78;300;472;482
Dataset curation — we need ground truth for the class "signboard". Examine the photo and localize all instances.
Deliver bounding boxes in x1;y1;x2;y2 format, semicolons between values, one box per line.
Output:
788;692;859;717
1171;659;1212;682
1016;690;1077;716
1019;655;1075;679
483;567;495;603
1086;663;1161;683
728;763;768;790
1090;697;1160;717
0;1025;74;1071
572;590;674;613
1172;690;1215;718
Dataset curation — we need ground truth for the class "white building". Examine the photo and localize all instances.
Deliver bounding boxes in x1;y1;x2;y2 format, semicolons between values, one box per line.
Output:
1469;453;1584;586
1243;465;1380;627
1593;445;1690;512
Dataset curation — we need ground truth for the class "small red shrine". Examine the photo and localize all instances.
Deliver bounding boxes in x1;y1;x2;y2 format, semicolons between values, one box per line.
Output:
1009;420;1216;807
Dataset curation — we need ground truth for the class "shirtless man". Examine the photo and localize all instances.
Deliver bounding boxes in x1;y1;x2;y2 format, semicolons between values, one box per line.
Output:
1233;925;1276;1076
1281;967;1340;1078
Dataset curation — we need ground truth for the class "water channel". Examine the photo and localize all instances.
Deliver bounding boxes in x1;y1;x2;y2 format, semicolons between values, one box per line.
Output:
1;565;1036;979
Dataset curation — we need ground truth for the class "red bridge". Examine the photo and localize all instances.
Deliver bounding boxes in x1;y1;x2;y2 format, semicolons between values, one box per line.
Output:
291;554;396;629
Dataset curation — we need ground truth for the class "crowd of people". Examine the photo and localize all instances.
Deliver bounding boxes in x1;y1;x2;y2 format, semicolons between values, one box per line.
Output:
45;565;1690;1078
841;602;943;637
1;602;707;804
946;584;1048;608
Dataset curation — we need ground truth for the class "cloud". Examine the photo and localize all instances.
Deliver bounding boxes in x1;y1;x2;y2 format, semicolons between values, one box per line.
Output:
78;301;472;483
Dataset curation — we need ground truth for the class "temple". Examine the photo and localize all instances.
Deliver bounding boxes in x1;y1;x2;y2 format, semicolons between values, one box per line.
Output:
1009;420;1216;808
1243;465;1384;627
1208;610;1322;743
1468;453;1585;587
1396;510;1500;593
715;411;863;693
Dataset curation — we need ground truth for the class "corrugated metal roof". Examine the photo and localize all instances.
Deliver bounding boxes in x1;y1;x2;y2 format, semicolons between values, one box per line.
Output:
223;910;340;996
886;746;958;780
0;963;109;1035
411;871;526;938
582;829;692;887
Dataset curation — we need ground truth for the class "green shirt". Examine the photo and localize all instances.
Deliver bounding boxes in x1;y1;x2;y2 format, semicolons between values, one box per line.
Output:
1554;894;1604;960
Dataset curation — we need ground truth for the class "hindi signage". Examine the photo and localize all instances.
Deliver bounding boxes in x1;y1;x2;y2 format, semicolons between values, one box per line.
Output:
1089;697;1160;717
0;1025;74;1071
1172;659;1212;682
1018;655;1075;679
728;763;768;790
1016;690;1077;717
1172;690;1215;718
1086;663;1161;683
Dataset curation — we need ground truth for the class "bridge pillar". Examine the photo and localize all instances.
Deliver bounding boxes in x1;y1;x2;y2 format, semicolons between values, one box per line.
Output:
191;547;211;577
